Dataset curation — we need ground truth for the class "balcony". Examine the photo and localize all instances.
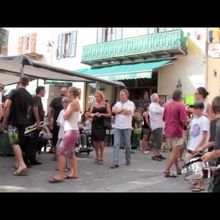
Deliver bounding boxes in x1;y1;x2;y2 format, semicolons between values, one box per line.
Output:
81;29;187;66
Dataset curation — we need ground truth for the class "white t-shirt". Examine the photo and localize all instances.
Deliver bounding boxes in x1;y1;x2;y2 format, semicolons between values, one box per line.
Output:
149;102;164;131
57;109;65;139
187;115;210;151
113;100;135;129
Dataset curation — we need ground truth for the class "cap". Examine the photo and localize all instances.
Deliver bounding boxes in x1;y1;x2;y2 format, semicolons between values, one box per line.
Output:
193;102;205;109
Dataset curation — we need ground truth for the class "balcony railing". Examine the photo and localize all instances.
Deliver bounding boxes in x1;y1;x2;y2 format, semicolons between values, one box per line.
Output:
81;29;187;65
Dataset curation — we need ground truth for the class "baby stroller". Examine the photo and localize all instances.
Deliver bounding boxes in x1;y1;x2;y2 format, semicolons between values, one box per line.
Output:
75;128;93;155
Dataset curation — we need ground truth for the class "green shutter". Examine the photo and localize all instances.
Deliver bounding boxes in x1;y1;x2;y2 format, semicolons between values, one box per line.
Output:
57;34;64;59
69;31;77;57
115;28;122;40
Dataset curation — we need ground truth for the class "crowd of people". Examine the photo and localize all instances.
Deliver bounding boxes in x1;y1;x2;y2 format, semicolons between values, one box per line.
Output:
0;77;220;192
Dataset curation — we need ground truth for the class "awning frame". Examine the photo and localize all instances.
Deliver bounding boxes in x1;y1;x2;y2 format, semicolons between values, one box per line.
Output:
0;55;126;88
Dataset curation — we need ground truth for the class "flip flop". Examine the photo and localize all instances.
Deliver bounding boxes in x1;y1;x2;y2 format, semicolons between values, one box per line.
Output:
65;176;78;179
13;169;28;176
163;172;177;178
48;177;63;183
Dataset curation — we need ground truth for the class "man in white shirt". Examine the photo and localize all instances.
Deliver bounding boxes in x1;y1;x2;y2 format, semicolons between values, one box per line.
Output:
149;93;165;161
110;89;135;168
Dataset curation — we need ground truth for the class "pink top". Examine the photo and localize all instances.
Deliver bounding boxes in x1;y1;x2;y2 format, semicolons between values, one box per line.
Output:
163;101;188;138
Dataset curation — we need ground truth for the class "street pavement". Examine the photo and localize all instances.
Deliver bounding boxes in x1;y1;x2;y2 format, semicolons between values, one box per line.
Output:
0;147;208;192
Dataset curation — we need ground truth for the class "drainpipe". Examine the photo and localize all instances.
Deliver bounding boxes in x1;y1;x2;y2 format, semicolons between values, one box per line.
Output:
20;58;25;79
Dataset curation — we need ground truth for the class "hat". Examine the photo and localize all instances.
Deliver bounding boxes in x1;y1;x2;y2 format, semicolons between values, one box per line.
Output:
193;102;205;109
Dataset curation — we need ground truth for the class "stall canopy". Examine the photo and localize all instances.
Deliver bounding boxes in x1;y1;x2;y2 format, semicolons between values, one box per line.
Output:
0;55;125;87
77;59;174;81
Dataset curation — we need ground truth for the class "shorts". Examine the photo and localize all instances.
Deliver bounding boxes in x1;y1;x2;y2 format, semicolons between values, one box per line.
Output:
166;137;184;149
58;130;79;158
8;125;25;148
141;127;151;140
151;128;163;149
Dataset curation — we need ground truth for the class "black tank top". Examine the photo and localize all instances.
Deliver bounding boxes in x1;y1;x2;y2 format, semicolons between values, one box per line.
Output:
143;112;150;129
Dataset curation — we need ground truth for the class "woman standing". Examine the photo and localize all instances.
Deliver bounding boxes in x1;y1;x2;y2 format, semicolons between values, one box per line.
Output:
49;87;81;183
188;87;211;119
90;91;111;165
141;105;151;154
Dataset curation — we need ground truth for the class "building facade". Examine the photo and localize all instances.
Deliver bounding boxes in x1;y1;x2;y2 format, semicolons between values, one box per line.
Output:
6;27;209;111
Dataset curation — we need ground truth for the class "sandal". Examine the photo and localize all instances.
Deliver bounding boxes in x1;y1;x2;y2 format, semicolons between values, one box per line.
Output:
177;170;182;175
98;160;103;165
94;159;99;164
163;171;177;178
65;176;78;179
48;177;63;183
13;169;28;176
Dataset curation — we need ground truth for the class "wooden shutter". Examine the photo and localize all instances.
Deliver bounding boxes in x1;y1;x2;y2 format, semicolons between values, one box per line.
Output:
69;31;77;57
18;37;24;54
30;33;37;53
56;34;64;59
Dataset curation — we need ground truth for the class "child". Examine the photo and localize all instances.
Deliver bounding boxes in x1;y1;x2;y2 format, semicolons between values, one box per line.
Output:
185;102;210;192
78;111;92;148
56;97;70;170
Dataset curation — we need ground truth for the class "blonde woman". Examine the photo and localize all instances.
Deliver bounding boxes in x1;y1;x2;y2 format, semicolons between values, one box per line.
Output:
90;91;111;165
49;87;81;183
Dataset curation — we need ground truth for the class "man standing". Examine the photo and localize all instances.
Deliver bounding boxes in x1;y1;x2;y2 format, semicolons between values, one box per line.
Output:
149;93;165;161
24;86;46;166
2;76;32;176
48;87;67;155
110;89;135;168
163;90;188;177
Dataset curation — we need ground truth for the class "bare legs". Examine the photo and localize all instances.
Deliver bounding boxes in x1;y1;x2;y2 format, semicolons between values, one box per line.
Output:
94;141;105;164
12;144;27;173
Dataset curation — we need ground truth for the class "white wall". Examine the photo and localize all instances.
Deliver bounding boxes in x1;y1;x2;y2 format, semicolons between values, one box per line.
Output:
158;28;207;96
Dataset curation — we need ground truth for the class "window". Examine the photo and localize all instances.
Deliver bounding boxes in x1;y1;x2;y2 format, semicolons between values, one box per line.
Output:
214;69;217;77
57;31;77;59
97;28;123;43
25;36;30;51
18;33;37;55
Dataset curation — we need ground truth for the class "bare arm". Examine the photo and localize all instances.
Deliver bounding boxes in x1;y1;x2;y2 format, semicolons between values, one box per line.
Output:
64;100;80;120
144;112;151;127
2;99;11;128
47;107;54;124
195;131;208;151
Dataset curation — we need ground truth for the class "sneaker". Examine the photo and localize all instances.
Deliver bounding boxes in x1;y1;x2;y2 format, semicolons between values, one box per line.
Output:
158;155;166;160
152;156;162;161
125;161;130;166
110;164;119;169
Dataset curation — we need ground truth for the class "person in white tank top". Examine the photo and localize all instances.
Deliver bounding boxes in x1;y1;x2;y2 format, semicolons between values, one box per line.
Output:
49;87;81;183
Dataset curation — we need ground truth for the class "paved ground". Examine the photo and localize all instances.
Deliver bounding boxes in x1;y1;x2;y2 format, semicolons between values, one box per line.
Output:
0;147;209;192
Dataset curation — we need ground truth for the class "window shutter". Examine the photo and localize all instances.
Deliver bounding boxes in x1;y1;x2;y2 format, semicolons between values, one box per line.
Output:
57;34;63;59
69;31;77;57
115;28;122;40
18;37;24;54
96;28;103;43
30;33;37;53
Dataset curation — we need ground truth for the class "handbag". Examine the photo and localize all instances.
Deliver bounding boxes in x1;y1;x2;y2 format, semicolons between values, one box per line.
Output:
104;102;112;130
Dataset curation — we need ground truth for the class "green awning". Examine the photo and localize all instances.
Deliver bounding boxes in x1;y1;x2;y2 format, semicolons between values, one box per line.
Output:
77;59;173;81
